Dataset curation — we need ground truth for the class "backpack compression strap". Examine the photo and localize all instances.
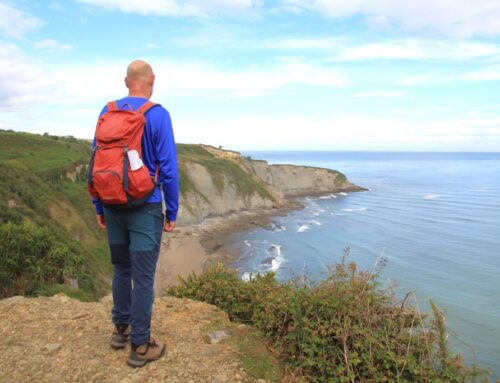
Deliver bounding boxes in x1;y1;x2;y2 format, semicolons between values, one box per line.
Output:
107;101;118;111
136;101;157;115
105;100;157;114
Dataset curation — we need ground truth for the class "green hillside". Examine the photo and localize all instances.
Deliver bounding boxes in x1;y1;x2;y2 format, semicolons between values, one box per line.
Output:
0;130;278;300
0;130;109;300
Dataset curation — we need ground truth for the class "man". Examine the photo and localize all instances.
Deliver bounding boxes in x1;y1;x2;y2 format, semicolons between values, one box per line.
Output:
92;60;178;368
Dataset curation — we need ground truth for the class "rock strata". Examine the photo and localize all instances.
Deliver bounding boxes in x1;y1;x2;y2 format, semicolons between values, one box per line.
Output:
178;145;364;225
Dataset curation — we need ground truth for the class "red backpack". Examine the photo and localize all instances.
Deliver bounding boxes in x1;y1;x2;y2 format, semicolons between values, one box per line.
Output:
87;100;158;209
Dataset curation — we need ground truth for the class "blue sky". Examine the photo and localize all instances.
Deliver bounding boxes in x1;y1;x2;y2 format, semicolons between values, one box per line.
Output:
1;0;499;151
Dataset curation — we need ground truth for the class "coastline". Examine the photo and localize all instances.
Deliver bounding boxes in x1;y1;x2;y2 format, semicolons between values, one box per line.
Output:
154;180;367;294
154;198;304;293
154;186;364;293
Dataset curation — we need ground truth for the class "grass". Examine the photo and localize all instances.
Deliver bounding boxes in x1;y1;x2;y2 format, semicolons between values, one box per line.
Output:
177;143;277;202
0;130;278;301
201;311;283;382
230;325;283;382
167;258;489;383
0;130;109;300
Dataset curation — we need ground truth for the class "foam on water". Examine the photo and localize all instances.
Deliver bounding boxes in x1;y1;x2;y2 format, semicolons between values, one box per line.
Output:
341;207;368;212
297;224;310;232
319;194;338;199
269;244;285;271
231;151;500;378
424;194;442;200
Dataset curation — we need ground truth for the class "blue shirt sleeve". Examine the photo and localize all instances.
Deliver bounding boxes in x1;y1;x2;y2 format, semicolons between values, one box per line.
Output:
155;109;179;222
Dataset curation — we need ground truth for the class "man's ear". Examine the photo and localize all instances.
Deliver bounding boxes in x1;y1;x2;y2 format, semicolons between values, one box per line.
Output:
124;77;129;88
150;74;155;87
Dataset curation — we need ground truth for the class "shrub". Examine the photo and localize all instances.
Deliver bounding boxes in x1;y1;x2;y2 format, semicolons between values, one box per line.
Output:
0;221;83;298
167;252;488;382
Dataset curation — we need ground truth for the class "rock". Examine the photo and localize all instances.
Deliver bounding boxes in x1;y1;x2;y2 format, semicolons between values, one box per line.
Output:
198;347;221;357
204;330;230;344
45;343;62;352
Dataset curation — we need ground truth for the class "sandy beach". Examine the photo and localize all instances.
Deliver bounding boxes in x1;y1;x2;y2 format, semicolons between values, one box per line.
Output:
154;200;302;293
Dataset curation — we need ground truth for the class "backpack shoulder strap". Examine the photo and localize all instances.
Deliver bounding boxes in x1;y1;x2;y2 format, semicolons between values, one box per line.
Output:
136;101;157;115
107;101;118;112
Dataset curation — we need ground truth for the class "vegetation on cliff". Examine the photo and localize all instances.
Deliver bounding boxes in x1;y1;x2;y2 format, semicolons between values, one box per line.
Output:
0;131;109;300
167;251;488;382
177;143;277;202
0;130;300;299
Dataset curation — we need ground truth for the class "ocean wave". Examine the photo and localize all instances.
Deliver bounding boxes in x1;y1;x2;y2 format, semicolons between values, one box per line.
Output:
339;192;348;196
311;220;322;226
318;194;338;199
244;240;251;247
270;222;287;232
258;244;286;272
269;245;285;271
424;194;442;200
341;207;368;212
297;224;310;232
268;244;282;256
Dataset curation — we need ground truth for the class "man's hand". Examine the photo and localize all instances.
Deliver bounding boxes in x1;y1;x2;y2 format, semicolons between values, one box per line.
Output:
96;214;107;229
164;220;176;232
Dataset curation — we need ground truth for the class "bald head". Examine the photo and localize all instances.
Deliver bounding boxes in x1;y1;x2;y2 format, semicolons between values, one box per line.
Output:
125;59;155;98
127;60;154;80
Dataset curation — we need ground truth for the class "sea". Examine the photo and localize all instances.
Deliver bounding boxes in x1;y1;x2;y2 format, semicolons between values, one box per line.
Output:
228;151;500;379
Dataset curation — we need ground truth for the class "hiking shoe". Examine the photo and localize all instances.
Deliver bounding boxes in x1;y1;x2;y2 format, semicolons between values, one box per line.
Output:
128;337;166;368
111;324;130;350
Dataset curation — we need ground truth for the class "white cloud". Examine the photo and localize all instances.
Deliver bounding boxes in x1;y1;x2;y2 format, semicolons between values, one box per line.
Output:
265;37;338;49
0;52;347;138
0;2;43;38
145;42;159;49
77;0;260;17
0;43;54;109
397;74;437;86
35;39;74;51
461;67;500;82
353;90;407;98
176;114;500;151
280;0;500;37
152;58;348;95
332;39;500;62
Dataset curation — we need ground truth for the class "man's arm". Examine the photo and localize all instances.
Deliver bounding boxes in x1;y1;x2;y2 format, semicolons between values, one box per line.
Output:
155;109;179;231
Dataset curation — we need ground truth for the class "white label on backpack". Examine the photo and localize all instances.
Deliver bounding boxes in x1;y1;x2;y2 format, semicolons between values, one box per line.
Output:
127;150;143;171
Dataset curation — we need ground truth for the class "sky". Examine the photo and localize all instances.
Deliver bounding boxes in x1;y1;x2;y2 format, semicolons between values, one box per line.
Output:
1;0;500;151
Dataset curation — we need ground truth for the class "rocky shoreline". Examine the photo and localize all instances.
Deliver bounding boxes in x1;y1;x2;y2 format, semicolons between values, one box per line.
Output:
155;188;364;292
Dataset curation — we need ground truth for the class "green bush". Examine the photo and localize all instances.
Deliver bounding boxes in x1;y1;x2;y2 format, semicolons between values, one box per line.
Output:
0;221;83;298
167;253;488;382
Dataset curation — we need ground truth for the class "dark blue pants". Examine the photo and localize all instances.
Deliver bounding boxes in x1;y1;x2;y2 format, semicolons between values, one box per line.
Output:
103;203;163;345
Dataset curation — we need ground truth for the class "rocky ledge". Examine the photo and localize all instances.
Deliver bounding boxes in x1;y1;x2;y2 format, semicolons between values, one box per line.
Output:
0;294;277;383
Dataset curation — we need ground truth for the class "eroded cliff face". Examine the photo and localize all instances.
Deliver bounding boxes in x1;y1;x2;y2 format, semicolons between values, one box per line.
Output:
243;160;360;197
177;145;363;225
177;161;277;225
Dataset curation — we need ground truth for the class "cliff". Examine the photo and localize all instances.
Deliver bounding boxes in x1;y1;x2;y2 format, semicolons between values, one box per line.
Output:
0;130;363;300
177;144;363;225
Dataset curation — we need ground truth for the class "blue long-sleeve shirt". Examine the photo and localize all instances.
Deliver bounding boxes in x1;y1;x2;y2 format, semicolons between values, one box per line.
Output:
91;96;179;222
